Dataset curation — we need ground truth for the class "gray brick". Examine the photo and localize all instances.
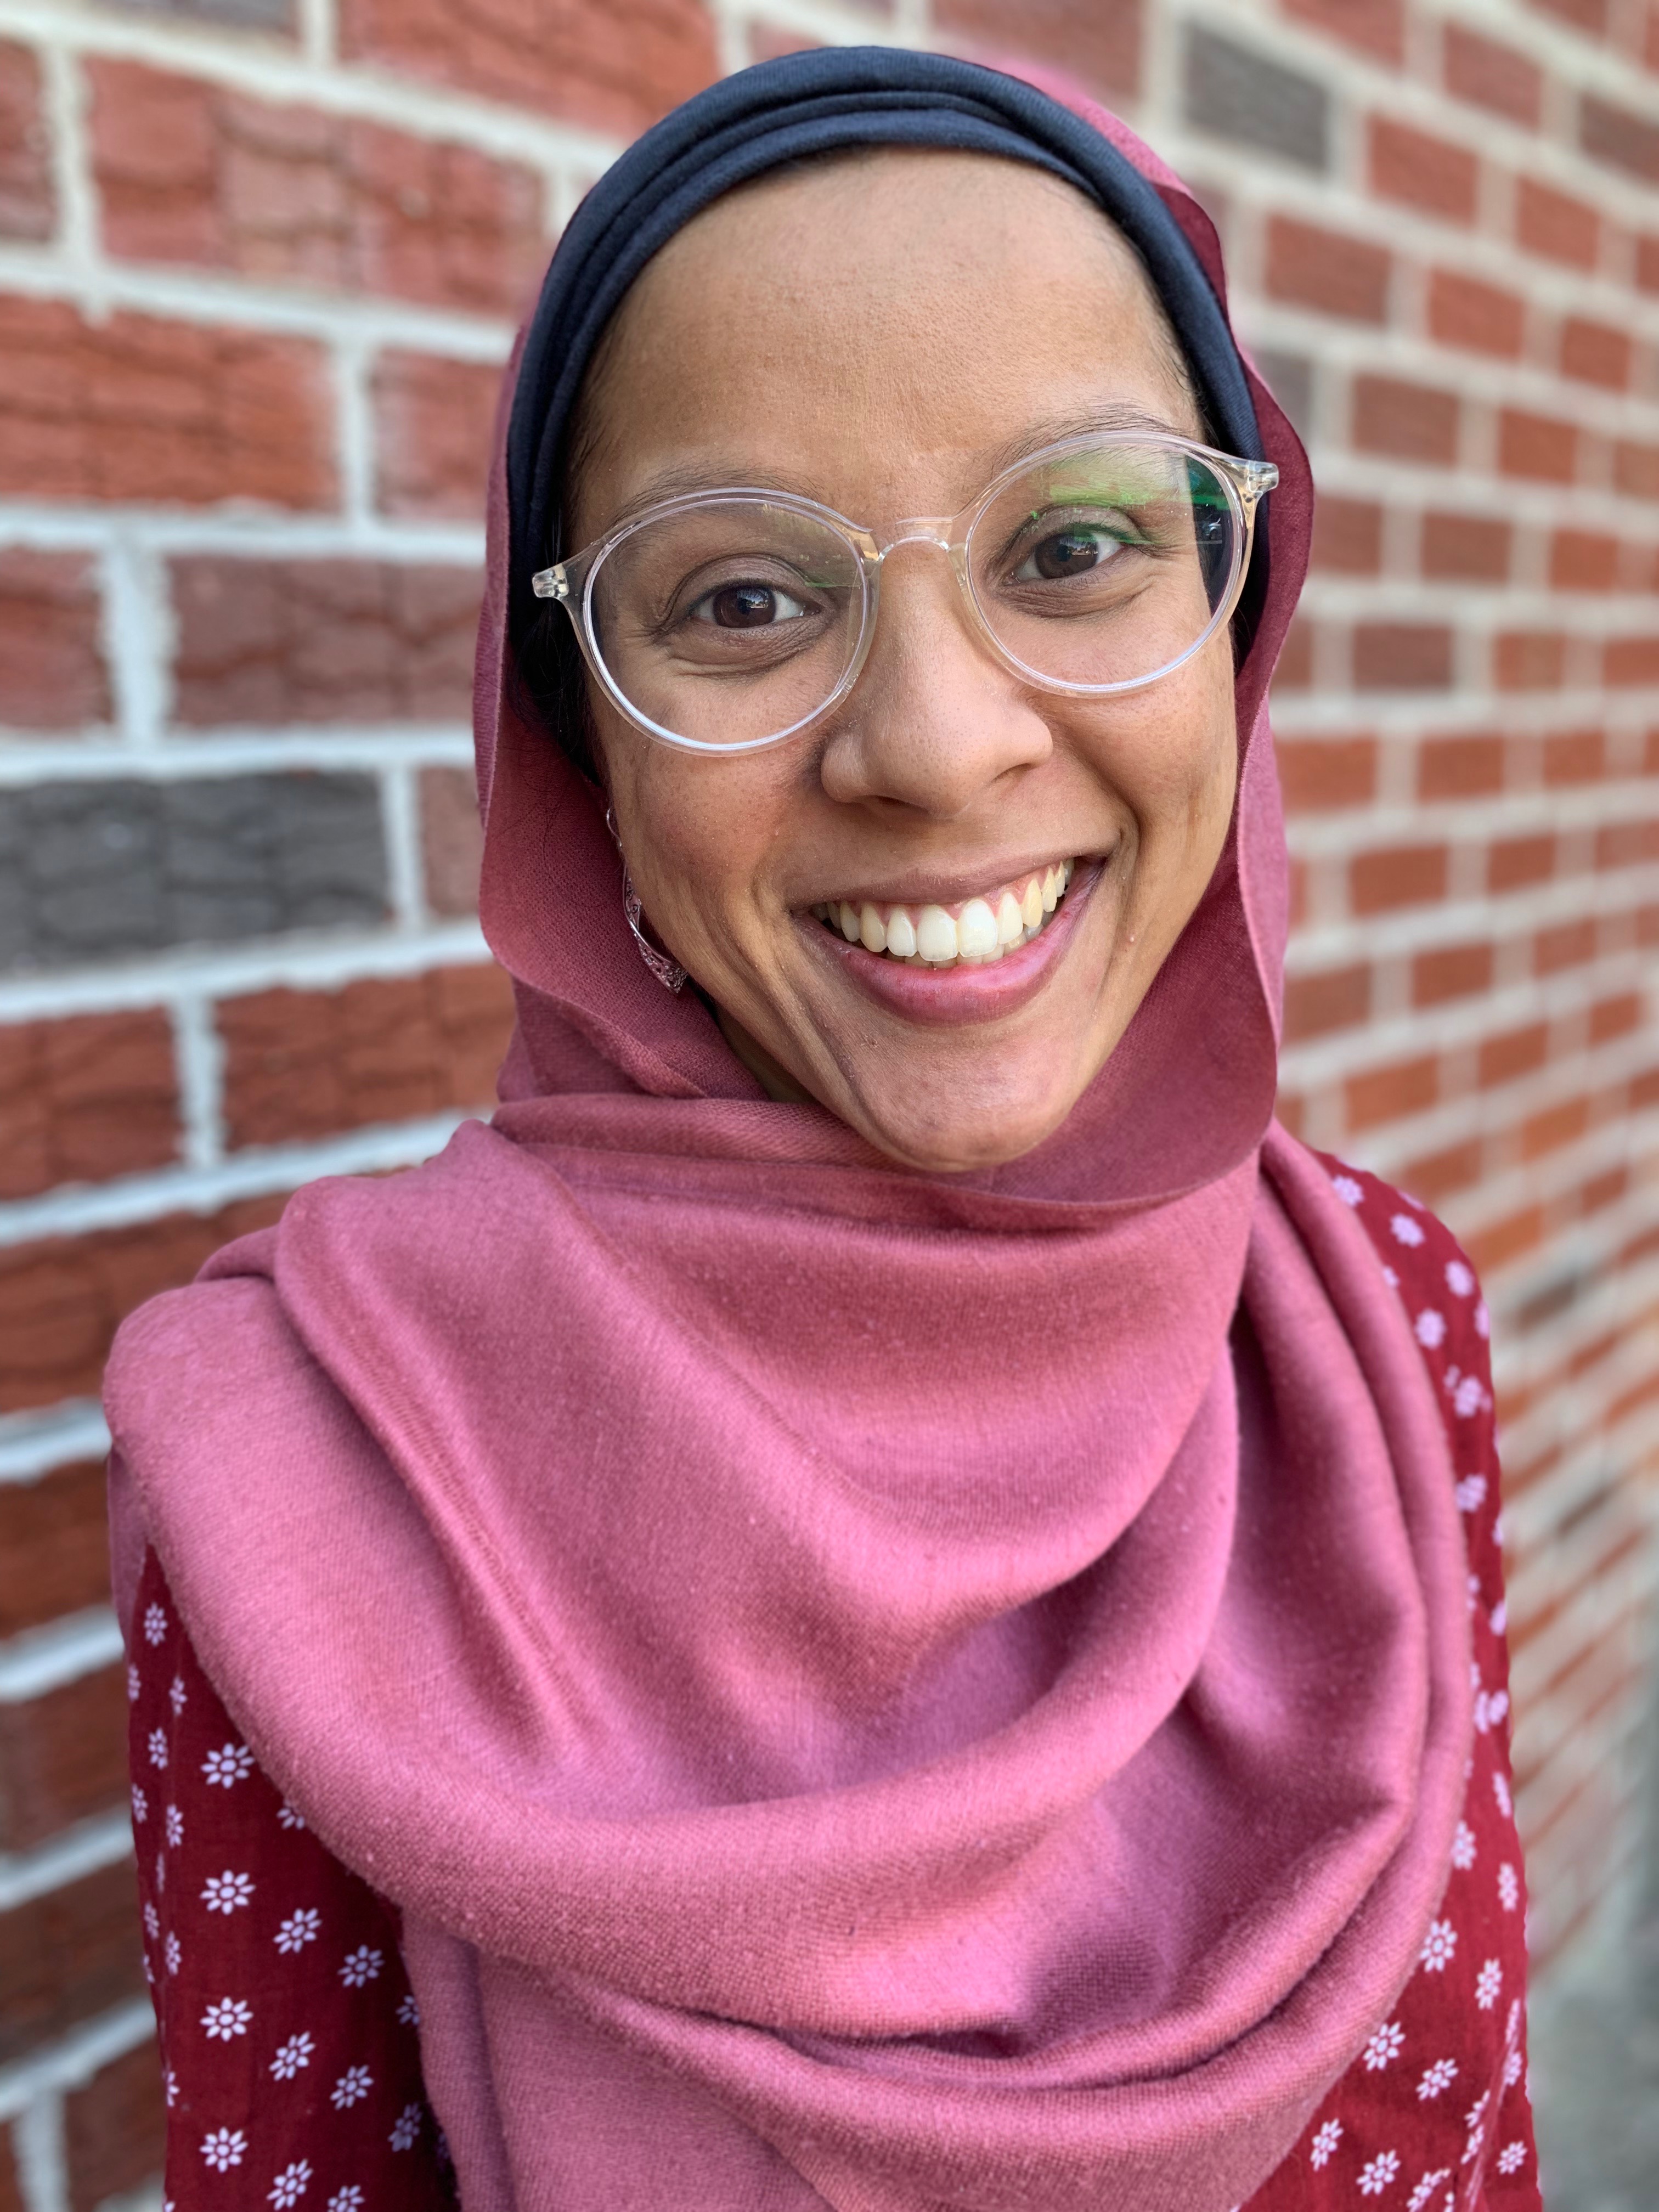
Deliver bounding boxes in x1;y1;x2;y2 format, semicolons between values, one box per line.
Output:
0;776;387;973
1184;28;1329;173
102;0;294;29
1255;348;1317;438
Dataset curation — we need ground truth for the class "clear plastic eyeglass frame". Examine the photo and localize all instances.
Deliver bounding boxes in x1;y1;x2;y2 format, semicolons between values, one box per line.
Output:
532;431;1279;757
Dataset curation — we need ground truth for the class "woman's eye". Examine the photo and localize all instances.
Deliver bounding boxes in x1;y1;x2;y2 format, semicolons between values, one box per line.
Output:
691;582;809;628
1014;526;1124;583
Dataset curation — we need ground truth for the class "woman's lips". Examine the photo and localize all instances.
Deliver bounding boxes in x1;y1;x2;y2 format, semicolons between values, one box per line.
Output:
797;857;1105;1028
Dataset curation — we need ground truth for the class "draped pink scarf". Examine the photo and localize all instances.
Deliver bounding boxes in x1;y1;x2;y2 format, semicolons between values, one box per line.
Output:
105;81;1471;2212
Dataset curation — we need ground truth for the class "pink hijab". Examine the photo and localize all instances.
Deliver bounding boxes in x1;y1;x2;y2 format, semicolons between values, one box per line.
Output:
106;66;1471;2212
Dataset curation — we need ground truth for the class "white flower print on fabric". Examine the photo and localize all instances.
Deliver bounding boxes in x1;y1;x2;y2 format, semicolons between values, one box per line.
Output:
127;1662;140;1702
278;1800;307;1830
1504;2046;1524;2089
169;1674;187;1714
1331;1174;1364;1206
1493;1769;1513;1818
1475;1299;1490;1339
1363;2021;1404;2070
1444;1258;1475;1297
143;1602;168;1645
390;2103;423;2152
1475;1959;1503;2010
271;2030;314;2080
1414;1309;1446;1349
331;2065;373;2109
164;1932;180;1976
1450;1820;1476;1871
143;1902;160;1940
269;2159;312;2207
147;1729;168;1770
1382;1264;1400;1289
326;2191;365;2211
202;1996;252;2040
1407;2172;1449;2212
1496;2143;1527;2175
1310;2118;1342;2169
1453;1374;1486;1419
201;2128;247;2172
1490;1595;1506;1635
397;1992;420;2027
1419;1918;1457;1972
165;2068;178;2108
275;1907;321;1954
1391;1213;1425;1248
1454;1475;1487;1514
132;1785;148;1824
201;1870;255;1915
1463;2092;1489;2165
202;1741;255;1787
1498;1862;1520;1911
165;1803;183;1847
1358;2149;1401;2195
339;1944;383;1987
1417;2058;1457;2100
155;1849;166;1894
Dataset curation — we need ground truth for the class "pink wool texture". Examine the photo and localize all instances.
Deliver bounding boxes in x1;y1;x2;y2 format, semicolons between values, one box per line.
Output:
105;81;1474;2212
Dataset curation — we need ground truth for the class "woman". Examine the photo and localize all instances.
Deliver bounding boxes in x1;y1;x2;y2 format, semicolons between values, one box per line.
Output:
106;47;1539;2212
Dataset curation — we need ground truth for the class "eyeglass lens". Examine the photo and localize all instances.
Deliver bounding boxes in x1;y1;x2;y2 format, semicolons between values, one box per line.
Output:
586;445;1240;748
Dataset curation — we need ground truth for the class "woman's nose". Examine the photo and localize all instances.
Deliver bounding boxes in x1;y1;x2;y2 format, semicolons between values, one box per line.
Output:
817;551;1053;816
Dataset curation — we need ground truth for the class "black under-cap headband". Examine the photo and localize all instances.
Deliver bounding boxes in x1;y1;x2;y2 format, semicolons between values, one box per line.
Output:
506;44;1262;662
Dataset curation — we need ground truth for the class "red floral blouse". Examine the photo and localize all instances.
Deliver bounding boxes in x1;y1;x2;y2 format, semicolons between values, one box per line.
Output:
123;1155;1540;2210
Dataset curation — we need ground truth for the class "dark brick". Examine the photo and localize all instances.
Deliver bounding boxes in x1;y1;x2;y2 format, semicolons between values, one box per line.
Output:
0;1859;146;2064
0;1665;129;1852
101;0;293;27
0;1460;112;1638
0;775;388;972
65;2040;165;2212
1183;28;1327;169
171;557;479;726
1254;348;1315;436
1582;93;1659;183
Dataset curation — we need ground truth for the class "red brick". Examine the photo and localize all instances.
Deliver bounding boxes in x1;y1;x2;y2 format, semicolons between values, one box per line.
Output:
1498;409;1578;482
1606;636;1659;685
1283;0;1404;63
1522;1095;1593;1160
1533;0;1609;30
1346;1053;1439;1130
1272;614;1314;691
1422;511;1510;580
1426;269;1525;358
1353;624;1452;690
0;1010;180;1200
1597;817;1659;867
0;296;335;507
1480;1021;1549;1087
1265;217;1390;322
372;351;499;521
1284;963;1372;1041
1400;1137;1483;1204
0;1860;146;2064
1496;631;1568;690
1468;1204;1544;1273
0;41;52;241
0;1460;111;1638
1543;729;1606;784
0;1196;286;1414
420;765;483;916
1637;235;1659;293
1489;834;1555;891
65;2040;164;2212
1536;917;1598;974
1551;529;1620;589
1614;439;1659;499
171;557;479;725
1368;116;1478;222
0;2128;22;2212
1276;735;1376;810
1418;732;1505;798
1516;178;1600;268
1590;992;1642;1043
1582;93;1659;183
0;1666;128;1852
1310;495;1382;574
89;60;546;319
339;0;719;138
1443;24;1543;125
217;962;512;1149
1561;316;1633;389
0;550;111;730
1352;375;1459;463
1413;941;1494;1006
936;0;1141;92
1351;842;1449;913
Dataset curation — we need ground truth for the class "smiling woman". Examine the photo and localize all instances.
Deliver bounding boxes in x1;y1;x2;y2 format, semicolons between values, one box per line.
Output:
104;46;1538;2212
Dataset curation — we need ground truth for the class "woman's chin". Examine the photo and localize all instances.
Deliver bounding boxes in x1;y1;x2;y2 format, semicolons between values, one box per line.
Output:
830;1061;1091;1175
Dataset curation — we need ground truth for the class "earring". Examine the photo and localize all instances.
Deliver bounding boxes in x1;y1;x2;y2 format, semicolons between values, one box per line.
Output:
605;808;688;994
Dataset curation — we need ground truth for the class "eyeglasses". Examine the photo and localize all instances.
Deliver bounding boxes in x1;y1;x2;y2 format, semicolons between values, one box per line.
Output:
533;432;1277;755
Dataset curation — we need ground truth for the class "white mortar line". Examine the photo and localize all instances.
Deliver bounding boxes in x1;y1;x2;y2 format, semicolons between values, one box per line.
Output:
38;40;95;292
97;535;170;751
0;2000;155;2124
169;992;225;1172
0;729;477;779
0;1608;123;1702
0;507;486;560
380;761;426;930
13;2088;66;2212
297;0;334;68
0;1110;477;1246
0;1403;110;1484
333;336;376;531
0;1809;133;1915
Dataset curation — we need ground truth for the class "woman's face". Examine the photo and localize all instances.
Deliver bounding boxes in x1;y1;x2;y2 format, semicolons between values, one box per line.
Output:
571;150;1239;1174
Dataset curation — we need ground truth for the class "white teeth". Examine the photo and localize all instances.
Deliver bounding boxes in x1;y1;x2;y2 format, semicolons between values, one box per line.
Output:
996;890;1024;946
957;898;998;960
1041;869;1058;913
885;907;917;959
839;902;860;943
1020;878;1044;930
859;902;886;953
915;905;958;964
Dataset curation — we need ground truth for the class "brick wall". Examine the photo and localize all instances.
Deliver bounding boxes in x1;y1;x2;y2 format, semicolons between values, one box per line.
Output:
0;0;1652;2203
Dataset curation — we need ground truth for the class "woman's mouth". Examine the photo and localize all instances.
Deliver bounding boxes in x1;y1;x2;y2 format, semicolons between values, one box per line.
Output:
810;861;1076;967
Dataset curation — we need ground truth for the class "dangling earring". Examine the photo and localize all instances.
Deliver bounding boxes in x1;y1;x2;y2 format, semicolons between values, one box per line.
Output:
605;808;688;994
